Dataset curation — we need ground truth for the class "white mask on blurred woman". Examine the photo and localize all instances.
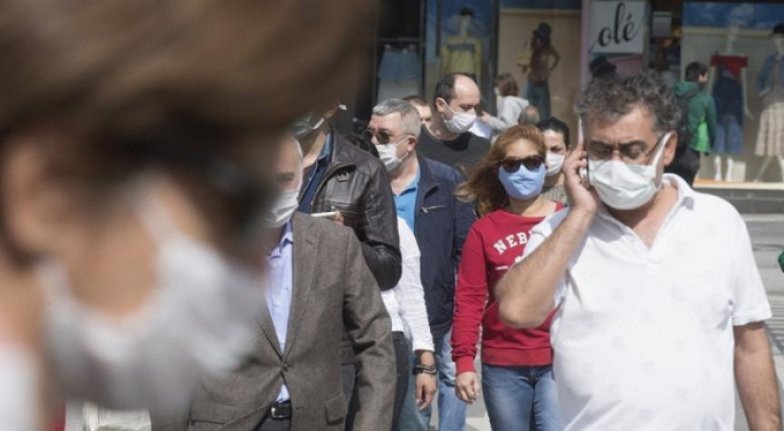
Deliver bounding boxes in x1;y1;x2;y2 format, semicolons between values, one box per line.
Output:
39;192;264;410
0;348;38;431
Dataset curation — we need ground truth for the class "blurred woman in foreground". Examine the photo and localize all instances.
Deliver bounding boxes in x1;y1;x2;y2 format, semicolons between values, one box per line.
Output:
0;0;369;428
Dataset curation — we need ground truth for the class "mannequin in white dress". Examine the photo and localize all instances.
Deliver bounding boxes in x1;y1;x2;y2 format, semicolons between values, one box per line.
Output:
754;26;784;182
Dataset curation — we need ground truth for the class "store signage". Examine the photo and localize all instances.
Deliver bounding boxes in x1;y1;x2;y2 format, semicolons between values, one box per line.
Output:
590;1;646;54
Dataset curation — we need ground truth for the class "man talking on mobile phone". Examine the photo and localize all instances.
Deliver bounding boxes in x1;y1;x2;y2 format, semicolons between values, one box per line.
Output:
496;72;780;430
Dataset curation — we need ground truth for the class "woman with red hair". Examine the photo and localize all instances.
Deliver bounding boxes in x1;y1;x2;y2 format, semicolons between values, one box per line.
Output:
452;125;563;430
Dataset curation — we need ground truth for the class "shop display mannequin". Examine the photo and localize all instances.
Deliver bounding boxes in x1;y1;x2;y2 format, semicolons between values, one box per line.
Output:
519;23;560;120
377;43;421;101
441;7;481;82
709;23;753;182
754;23;784;182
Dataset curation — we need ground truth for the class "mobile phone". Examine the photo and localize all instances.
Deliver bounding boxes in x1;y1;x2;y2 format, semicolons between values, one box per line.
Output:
311;211;339;219
579;164;590;188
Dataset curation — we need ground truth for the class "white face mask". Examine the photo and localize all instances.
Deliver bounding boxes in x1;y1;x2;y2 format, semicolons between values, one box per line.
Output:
442;102;476;134
40;193;265;410
376;138;410;173
262;188;299;228
588;132;671;210
546;152;565;177
0;348;38;431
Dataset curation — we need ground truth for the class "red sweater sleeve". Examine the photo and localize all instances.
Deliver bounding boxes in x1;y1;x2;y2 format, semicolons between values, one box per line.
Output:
451;225;489;375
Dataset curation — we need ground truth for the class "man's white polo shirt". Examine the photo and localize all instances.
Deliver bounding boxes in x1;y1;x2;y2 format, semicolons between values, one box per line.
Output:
522;174;771;430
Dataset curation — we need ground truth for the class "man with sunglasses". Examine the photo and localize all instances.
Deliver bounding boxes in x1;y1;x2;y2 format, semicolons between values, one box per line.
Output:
496;72;780;430
417;74;490;175
368;99;476;431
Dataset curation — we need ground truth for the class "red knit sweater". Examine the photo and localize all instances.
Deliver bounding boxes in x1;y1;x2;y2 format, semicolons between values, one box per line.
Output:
451;207;561;375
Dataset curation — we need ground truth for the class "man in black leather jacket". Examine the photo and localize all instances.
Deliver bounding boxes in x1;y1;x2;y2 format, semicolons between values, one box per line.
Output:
294;107;402;291
293;107;403;421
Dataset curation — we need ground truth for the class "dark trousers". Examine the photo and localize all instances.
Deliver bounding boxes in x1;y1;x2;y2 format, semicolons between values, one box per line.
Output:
341;362;357;430
526;81;551;120
391;332;410;430
343;332;408;431
666;147;701;186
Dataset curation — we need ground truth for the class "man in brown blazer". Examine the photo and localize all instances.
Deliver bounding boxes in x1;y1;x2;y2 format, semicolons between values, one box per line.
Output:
153;137;395;431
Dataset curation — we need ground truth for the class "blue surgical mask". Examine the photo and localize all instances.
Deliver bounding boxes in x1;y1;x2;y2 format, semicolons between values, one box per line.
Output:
498;164;546;200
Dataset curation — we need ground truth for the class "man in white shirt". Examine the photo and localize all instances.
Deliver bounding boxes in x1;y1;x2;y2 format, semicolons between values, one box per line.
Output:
496;72;781;430
379;218;437;429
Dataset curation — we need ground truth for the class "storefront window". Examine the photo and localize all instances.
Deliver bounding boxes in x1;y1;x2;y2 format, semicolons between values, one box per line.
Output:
682;2;784;183
365;0;784;185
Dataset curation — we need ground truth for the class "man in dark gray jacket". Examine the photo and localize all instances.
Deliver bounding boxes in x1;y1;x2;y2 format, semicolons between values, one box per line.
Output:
153;137;395;431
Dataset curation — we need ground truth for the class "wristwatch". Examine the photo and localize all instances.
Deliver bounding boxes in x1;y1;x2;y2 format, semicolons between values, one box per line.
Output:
413;363;437;376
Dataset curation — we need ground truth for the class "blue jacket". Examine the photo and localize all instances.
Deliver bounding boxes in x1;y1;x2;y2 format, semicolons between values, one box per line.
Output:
757;54;784;94
413;155;476;337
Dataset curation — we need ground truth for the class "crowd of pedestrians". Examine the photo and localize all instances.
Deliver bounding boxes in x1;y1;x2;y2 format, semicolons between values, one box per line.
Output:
0;2;780;431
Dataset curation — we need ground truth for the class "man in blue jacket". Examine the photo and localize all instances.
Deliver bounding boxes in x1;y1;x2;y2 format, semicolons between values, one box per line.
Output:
367;99;476;431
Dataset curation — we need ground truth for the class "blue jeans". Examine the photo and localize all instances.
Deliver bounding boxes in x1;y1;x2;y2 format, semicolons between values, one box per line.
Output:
397;328;466;431
526;81;551;121
714;114;743;155
481;364;562;431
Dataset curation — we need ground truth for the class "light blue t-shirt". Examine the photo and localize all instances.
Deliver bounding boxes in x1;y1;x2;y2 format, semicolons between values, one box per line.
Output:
393;168;421;232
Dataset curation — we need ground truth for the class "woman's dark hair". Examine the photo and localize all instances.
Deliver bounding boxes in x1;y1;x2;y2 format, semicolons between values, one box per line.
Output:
495;73;520;97
536;117;571;149
0;0;371;259
685;62;709;82
0;0;369;183
457;125;546;216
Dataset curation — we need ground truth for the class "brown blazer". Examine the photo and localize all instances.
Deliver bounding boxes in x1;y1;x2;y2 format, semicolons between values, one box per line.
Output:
153;213;395;431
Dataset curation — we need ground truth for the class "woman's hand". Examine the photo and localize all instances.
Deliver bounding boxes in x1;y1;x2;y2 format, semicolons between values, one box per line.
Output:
455;371;481;404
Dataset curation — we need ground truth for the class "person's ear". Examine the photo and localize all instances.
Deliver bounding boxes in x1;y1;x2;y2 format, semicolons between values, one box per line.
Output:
1;136;70;256
407;135;417;153
435;98;447;114
662;131;678;167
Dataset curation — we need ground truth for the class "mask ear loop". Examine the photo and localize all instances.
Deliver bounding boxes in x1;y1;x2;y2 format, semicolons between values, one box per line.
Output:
310;117;325;130
132;180;182;244
651;131;673;167
36;258;71;300
438;98;453;117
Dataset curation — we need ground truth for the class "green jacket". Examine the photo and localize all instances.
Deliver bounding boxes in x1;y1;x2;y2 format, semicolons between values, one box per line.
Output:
674;81;717;153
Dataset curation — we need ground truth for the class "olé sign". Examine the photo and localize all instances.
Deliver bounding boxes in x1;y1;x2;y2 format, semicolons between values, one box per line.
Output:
590;1;646;54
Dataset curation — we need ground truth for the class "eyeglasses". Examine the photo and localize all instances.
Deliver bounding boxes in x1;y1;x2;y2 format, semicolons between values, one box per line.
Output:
586;134;669;163
363;128;410;146
500;155;545;173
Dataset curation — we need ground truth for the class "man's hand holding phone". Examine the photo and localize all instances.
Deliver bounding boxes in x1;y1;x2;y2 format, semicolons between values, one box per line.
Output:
564;140;600;217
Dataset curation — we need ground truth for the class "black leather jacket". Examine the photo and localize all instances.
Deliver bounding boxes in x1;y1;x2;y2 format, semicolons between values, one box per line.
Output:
304;130;402;291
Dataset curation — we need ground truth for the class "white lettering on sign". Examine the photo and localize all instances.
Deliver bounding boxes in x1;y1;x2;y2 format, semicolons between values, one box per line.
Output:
589;1;646;55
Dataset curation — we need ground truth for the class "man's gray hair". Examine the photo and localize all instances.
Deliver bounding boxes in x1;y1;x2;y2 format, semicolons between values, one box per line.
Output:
372;99;422;138
575;72;681;136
